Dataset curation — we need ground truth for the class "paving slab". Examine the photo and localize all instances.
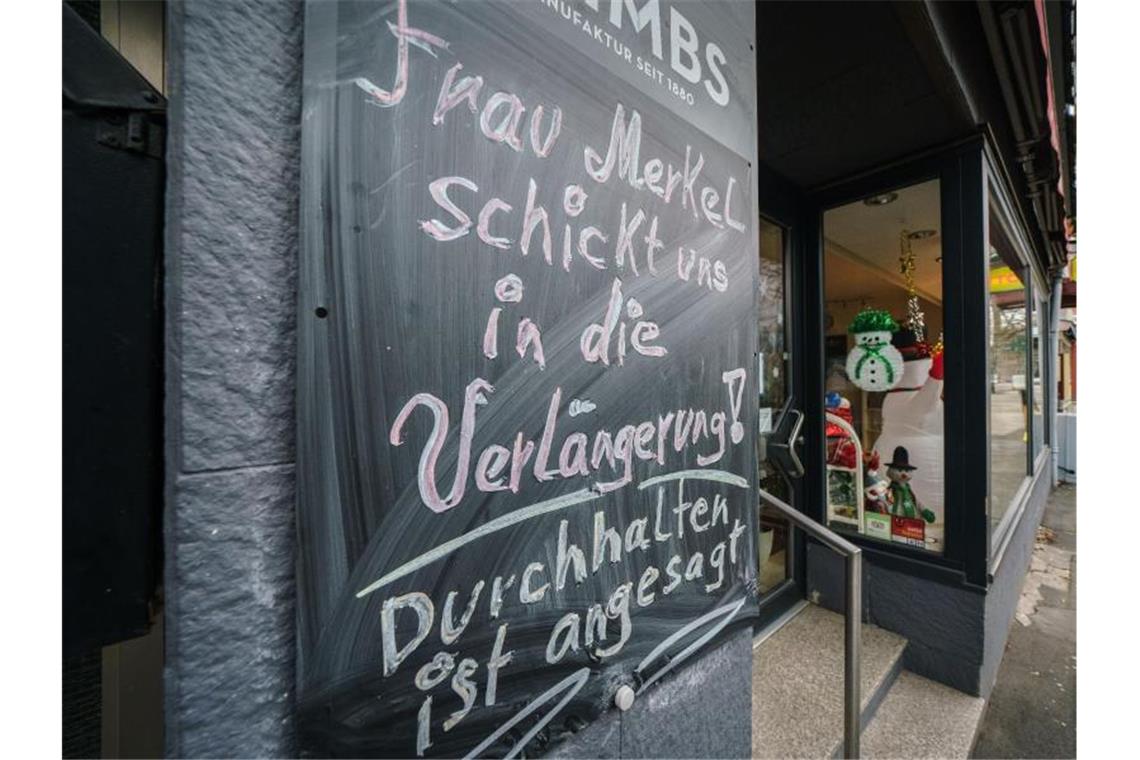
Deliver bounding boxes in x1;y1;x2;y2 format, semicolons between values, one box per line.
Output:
752;603;907;759
862;671;985;759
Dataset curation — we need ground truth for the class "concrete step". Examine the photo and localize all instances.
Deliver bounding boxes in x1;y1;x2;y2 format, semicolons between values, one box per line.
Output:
751;602;907;759
861;671;985;759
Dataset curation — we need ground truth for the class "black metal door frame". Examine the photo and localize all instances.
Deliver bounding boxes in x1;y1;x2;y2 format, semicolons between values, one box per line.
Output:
804;134;991;590
754;161;812;625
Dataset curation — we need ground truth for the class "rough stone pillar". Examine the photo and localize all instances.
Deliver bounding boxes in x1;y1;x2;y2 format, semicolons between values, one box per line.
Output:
163;1;302;756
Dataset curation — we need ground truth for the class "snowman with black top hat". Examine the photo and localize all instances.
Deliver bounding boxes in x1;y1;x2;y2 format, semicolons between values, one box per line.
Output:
885;445;936;524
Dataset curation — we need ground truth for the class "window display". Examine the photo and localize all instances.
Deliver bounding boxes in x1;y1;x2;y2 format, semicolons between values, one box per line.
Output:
822;179;945;554
871;329;945;549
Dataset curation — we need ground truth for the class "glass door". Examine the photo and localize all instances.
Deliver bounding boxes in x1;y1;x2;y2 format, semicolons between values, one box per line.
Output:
756;216;803;615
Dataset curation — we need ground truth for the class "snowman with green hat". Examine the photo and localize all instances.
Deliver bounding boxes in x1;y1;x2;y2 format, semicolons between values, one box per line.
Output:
845;308;904;392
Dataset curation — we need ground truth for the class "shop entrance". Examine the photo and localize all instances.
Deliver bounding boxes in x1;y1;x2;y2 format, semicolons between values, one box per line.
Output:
752;166;951;626
754;165;811;627
756;217;801;619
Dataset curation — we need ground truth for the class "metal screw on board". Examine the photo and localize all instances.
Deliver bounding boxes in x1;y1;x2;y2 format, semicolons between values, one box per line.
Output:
615;685;636;712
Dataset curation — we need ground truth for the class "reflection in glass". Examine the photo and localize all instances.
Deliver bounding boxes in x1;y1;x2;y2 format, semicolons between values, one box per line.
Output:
988;213;1030;530
757;218;789;594
1032;295;1045;457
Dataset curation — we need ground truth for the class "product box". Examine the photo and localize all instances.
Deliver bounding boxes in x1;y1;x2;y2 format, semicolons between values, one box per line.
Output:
891;516;925;547
865;512;892;541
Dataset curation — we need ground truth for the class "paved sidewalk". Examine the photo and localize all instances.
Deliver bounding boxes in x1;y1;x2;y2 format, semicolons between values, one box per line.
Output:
971;484;1076;759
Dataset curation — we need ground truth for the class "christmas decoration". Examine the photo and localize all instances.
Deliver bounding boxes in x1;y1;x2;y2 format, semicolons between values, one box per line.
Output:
930;343;944;380
894;329;931;362
845;309;904;391
900;231;926;342
825;391;853;437
865;511;892;541
825;407;865;530
873;331;945;552
864;449;893;539
891;515;926;548
863;450;891;515
827;437;858;469
884;446;935;523
828;470;858;517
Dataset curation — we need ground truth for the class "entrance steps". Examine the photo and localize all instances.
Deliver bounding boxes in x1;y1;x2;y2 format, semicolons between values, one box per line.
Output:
752;602;984;758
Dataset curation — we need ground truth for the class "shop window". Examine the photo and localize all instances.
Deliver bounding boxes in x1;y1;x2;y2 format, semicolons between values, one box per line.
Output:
822;179;945;555
988;202;1030;531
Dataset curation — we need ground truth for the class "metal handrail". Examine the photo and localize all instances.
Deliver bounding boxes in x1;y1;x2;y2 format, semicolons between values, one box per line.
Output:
758;486;863;759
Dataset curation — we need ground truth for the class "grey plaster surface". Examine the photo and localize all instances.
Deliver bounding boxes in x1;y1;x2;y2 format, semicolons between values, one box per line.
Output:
548;627;753;759
861;671;984;759
972;485;1075;759
546;710;621;759
622;627;753;758
752;603;906;759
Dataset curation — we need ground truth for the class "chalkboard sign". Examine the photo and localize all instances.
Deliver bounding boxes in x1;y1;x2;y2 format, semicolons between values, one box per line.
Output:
297;1;760;756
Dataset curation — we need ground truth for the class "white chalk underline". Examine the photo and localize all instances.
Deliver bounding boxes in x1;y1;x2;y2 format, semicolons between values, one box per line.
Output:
356;489;598;598
355;468;749;598
637;468;749;491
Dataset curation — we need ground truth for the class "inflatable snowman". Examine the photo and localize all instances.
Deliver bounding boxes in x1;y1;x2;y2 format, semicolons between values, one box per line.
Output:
845;309;904;392
872;331;945;549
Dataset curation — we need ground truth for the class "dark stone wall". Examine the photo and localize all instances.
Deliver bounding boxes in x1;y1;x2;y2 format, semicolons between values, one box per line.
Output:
866;559;985;695
981;461;1052;697
162;2;754;758
163;1;302;756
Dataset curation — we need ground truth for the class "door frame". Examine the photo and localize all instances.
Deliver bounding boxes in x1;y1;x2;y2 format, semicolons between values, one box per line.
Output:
754;161;812;626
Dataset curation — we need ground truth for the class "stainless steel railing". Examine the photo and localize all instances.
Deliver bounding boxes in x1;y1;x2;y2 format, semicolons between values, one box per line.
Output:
757;486;863;759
